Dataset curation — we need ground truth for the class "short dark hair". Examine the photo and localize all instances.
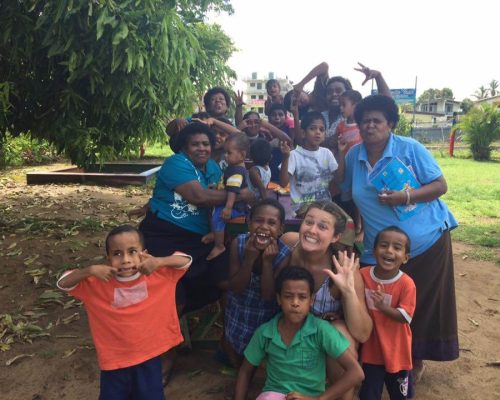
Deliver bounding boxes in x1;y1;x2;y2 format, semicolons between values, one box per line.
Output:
266;79;281;92
105;225;144;255
341;89;363;105
300;201;347;234
354;94;400;127
326;76;353;92
249;198;285;224
268;102;286;115
275;266;314;296
374;226;411;254
243;111;260;120
226;132;250;153
300;111;326;131
203;87;231;113
191;111;210;120
171;122;216;153
250;138;272;167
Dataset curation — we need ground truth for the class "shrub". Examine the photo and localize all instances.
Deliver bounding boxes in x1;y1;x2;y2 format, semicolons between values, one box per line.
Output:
458;104;500;160
0;133;60;168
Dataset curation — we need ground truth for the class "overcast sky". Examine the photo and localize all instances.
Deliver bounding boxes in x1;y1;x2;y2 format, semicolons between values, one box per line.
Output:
209;0;499;101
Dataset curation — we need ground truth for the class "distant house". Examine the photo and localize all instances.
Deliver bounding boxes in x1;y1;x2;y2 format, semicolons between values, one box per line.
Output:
416;98;462;116
242;72;293;117
474;95;500;107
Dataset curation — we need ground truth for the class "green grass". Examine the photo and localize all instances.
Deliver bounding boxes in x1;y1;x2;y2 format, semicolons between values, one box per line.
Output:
433;152;500;255
142;141;174;158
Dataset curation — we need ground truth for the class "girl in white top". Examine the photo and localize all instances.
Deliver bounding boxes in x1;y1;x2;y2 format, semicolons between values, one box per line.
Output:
248;138;272;200
280;111;338;214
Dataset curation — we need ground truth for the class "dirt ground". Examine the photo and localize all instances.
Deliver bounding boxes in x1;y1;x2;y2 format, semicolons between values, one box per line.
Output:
1;163;499;400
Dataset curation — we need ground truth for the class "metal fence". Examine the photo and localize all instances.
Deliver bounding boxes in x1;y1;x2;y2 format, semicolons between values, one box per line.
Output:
411;127;452;143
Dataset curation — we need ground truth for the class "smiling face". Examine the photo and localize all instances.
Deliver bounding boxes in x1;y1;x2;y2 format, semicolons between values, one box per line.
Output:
326;81;347;109
267;82;281;97
303;118;326;150
107;231;143;278
277;279;314;324
373;230;409;279
244;114;261;137
299;207;340;253
184;133;211;168
359;110;393;147
207;92;228;117
249;205;283;250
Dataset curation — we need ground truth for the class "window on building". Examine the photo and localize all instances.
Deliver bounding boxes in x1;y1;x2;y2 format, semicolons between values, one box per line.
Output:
251;72;257;79
257;83;262;90
258;107;264;114
258;95;264;100
250;83;255;87
251;95;256;99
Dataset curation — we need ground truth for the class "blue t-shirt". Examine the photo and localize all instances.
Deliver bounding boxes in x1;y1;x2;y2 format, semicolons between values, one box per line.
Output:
149;153;222;235
342;133;457;264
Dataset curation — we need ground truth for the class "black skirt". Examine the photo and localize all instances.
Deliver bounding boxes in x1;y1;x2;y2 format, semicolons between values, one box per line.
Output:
139;211;229;313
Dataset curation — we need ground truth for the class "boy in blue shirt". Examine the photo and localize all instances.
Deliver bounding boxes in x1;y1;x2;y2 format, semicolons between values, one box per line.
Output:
234;266;364;400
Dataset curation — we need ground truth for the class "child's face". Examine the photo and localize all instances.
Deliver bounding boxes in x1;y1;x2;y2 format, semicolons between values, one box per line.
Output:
326;81;346;108
224;140;246;166
374;231;409;278
300;208;340;253
277;279;313;324
107;232;144;277
244;114;261;136
269;109;286;128
267;82;281;97
303;119;326;149
249;205;283;250
214;128;228;150
340;97;356;119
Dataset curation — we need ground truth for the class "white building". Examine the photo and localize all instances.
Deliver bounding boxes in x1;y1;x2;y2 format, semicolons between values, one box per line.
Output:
242;72;293;116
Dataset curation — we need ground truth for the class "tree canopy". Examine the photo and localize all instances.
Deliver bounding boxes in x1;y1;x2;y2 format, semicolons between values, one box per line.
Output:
417;88;454;103
0;0;236;166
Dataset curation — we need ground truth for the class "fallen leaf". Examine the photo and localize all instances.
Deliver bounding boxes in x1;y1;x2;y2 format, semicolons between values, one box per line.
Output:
468;317;479;327
5;353;35;366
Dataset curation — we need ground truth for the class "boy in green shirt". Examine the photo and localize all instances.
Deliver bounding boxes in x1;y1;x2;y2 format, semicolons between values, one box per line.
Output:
234;266;364;400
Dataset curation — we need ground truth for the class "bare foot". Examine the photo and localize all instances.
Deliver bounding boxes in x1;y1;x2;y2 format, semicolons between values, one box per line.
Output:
206;245;225;260
201;232;214;244
161;349;177;387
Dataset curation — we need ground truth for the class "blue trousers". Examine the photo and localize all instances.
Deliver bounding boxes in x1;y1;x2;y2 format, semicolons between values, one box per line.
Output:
359;363;409;400
99;356;165;400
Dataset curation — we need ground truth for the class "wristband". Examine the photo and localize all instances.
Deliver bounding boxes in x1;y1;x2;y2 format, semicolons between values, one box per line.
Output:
405;189;411;205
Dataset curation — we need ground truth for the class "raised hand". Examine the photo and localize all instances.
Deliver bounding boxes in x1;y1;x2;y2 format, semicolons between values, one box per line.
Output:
234;90;246;107
90;264;118;282
137;252;159;275
280;140;291;157
371;284;386;309
243;233;263;263
354;62;382;86
323;251;358;294
262;238;279;263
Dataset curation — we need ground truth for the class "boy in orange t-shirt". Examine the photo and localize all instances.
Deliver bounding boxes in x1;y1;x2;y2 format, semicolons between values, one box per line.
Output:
359;226;416;400
57;224;192;400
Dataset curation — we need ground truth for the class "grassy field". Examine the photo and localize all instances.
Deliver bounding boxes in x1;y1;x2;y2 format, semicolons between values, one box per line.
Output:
434;152;500;263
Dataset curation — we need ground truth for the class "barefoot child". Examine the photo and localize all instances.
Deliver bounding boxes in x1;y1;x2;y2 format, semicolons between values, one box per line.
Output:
223;199;290;367
234;266;364;400
57;225;192;400
248;139;272;200
207;133;250;260
359;226;416;400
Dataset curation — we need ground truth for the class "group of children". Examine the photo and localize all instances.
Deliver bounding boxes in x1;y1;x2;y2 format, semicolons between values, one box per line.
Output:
57;63;418;400
58;214;415;400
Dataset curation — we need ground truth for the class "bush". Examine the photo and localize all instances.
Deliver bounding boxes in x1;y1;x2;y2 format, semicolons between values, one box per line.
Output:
458;104;500;160
0;133;60;168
